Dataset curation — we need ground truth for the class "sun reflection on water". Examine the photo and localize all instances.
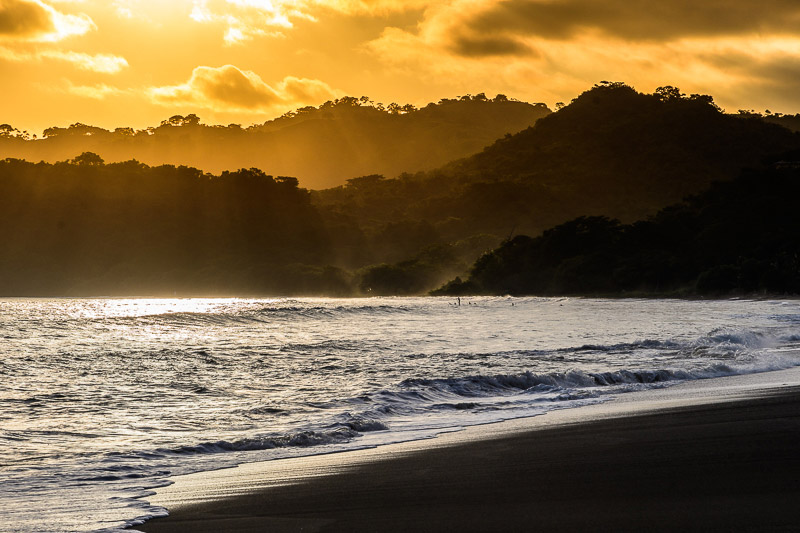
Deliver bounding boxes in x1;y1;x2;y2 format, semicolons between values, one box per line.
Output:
66;298;261;319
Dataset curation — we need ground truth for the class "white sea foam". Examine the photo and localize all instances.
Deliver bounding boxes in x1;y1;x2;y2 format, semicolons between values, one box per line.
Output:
0;297;798;532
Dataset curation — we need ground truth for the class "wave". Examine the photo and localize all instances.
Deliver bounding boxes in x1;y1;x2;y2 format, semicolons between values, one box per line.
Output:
560;329;787;355
397;360;798;404
477;332;778;361
120;356;800;463
95;322;800;533
102;302;417;327
149;417;389;457
701;328;778;349
769;312;800;324
398;368;692;398
552;329;796;364
563;339;681;353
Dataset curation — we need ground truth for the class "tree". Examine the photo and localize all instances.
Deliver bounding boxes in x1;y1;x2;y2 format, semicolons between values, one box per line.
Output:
655;86;684;102
162;115;186;127
0;124;22;138
276;176;299;188
336;96;360;107
688;94;722;112
595;81;627;89
68;123;107;136
43;126;64;138
70;152;105;166
346;174;385;188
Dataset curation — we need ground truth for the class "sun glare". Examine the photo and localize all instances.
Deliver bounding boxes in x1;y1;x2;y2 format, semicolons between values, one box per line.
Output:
71;298;247;319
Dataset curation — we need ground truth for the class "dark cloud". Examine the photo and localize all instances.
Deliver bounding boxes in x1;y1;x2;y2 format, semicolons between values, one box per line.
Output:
462;0;800;43
755;63;800;106
0;0;55;37
699;51;800;108
450;33;535;57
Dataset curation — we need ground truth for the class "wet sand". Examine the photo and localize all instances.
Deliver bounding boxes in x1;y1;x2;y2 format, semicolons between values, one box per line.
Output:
136;369;800;532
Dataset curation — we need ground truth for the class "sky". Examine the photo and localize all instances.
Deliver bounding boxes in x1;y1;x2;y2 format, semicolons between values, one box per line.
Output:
2;0;800;135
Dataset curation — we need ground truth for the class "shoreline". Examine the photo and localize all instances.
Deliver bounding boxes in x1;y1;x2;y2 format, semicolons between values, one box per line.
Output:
135;367;800;532
2;294;798;300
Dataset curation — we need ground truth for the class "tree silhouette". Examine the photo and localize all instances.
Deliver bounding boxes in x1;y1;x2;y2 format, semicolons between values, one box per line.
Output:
655;85;684;102
70;152;104;165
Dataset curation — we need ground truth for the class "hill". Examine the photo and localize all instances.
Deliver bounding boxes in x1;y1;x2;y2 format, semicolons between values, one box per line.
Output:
315;83;800;256
0;158;334;296
434;159;800;297
1;83;799;297
0;95;549;190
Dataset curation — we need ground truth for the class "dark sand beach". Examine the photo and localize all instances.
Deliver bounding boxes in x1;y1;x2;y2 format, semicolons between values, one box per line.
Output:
137;370;800;532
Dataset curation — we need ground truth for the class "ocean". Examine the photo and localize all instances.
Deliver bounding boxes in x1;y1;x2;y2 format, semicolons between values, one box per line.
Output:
1;297;798;532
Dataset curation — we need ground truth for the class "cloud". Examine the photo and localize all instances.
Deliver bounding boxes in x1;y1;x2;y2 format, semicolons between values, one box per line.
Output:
367;0;800;63
189;0;433;44
0;45;127;72
360;0;800;111
42;50;127;72
64;81;129;99
33;79;130;103
148;64;340;112
0;2;122;75
0;0;95;42
190;0;305;44
113;0;135;19
449;32;534;57
0;0;52;37
365;1;538;62
309;0;433;15
686;39;800;111
455;0;800;43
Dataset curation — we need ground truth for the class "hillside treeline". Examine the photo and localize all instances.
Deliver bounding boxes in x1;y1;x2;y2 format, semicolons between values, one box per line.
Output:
0;157;334;295
316;83;800;247
0;95;549;190
0;156;493;295
1;83;799;296
435;162;800;296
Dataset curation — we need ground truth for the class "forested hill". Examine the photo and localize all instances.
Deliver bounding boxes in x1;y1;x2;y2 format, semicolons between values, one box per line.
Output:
0;159;333;296
1;83;799;297
434;159;800;297
0;95;549;190
315;83;800;249
444;83;799;218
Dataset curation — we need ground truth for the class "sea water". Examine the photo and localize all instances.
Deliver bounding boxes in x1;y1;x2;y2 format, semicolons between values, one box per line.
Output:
1;297;798;532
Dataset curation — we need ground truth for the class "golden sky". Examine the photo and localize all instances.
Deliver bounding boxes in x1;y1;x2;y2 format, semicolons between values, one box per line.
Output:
3;0;800;134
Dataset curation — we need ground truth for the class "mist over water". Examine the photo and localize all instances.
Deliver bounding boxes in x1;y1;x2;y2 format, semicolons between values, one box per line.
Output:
1;297;799;532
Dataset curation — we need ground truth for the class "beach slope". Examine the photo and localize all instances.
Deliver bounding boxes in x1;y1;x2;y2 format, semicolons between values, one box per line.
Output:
137;370;800;532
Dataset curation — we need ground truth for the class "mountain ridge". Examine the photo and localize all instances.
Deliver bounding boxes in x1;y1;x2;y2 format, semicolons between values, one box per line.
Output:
0;95;550;190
